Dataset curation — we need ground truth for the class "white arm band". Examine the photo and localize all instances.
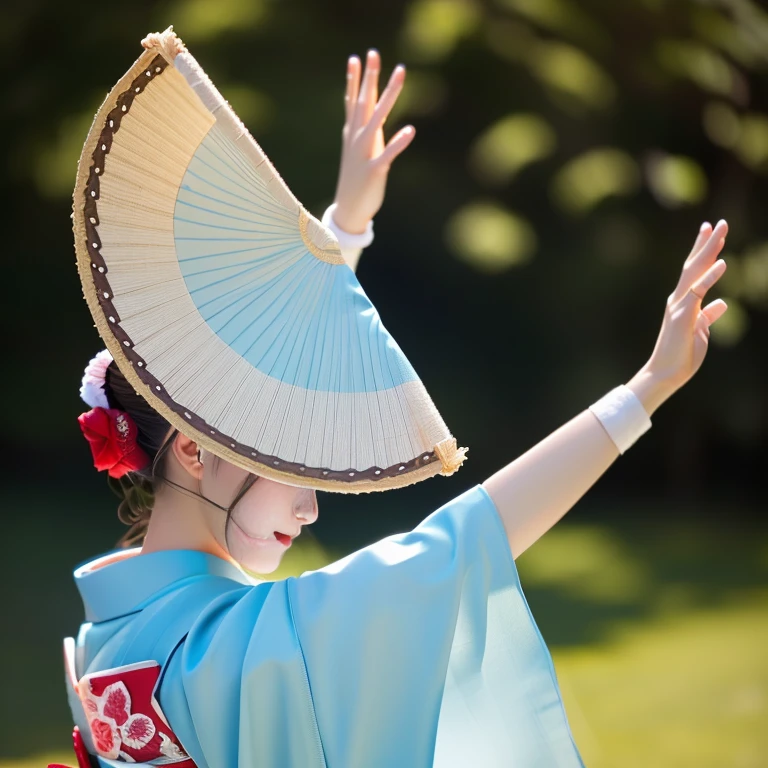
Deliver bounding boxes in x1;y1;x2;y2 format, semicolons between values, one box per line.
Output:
588;385;652;454
322;203;374;272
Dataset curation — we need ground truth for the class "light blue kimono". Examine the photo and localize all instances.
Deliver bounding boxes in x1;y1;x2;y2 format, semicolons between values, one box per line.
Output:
68;485;584;767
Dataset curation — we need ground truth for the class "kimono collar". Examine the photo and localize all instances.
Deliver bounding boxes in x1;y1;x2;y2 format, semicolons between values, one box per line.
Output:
74;548;253;623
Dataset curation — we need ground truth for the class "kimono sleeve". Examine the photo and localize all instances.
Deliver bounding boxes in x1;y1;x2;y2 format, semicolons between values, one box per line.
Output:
288;484;584;768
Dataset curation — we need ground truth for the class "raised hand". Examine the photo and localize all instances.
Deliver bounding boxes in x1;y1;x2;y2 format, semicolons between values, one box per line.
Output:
628;220;729;413
483;220;731;558
331;50;416;234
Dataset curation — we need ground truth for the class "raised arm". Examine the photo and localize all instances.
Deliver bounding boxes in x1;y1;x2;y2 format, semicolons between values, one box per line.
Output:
484;221;729;558
324;50;416;270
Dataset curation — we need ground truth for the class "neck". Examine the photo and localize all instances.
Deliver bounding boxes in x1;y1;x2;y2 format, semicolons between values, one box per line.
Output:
141;477;232;563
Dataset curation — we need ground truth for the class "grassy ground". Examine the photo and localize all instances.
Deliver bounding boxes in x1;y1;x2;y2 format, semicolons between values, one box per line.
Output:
1;495;765;767
558;595;768;767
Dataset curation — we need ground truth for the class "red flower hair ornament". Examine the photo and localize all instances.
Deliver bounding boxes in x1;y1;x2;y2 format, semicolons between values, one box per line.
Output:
78;349;151;478
78;407;151;478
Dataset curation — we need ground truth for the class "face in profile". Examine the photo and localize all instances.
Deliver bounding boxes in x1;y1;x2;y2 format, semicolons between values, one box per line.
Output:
199;450;319;574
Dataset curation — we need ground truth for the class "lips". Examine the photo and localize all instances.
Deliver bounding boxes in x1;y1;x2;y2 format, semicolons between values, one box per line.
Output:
274;531;292;547
231;519;294;548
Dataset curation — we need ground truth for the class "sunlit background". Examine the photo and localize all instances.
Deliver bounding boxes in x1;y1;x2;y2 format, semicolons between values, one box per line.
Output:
1;0;766;766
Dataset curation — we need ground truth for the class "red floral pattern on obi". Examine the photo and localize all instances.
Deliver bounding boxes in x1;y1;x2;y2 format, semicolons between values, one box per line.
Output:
77;661;196;765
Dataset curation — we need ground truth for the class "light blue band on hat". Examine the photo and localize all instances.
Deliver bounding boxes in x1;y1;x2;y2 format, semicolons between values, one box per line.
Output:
173;132;417;394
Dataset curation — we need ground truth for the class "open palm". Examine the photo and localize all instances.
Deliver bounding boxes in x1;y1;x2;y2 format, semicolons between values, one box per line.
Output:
646;220;729;390
332;50;415;234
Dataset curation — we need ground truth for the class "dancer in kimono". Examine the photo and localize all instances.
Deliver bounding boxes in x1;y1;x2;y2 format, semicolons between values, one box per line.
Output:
57;30;729;768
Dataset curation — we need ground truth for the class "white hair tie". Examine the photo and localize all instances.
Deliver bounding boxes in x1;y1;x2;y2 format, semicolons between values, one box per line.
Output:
79;349;113;410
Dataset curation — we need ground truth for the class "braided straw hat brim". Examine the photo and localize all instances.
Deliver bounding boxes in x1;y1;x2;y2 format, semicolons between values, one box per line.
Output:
73;28;466;493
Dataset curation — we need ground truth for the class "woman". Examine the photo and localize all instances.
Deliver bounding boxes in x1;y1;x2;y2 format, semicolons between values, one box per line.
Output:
59;42;728;768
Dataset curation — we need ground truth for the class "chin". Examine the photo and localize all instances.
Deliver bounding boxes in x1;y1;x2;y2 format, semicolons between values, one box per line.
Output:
234;549;284;576
227;517;293;576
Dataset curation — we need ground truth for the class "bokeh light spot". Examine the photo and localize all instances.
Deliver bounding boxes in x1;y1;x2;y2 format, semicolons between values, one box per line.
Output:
446;202;536;272
646;153;708;208
470;113;557;185
742;243;768;305
657;40;742;99
690;7;759;68
710;297;749;347
161;0;267;41
402;0;481;62
703;102;741;150
531;42;616;108
33;108;99;199
736;114;768;170
223;86;275;134
495;0;606;48
717;244;768;308
552;148;640;214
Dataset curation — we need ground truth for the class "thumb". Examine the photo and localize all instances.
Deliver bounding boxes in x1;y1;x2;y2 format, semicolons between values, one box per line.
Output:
701;298;728;326
676;259;727;317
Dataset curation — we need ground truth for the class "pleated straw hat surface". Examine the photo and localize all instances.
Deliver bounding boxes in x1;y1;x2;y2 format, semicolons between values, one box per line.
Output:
73;28;466;492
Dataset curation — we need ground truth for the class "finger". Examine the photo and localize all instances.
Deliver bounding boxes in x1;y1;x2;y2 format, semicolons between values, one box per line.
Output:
373;125;416;169
701;298;728;326
344;55;361;126
685;221;712;265
686;219;728;275
672;220;728;302
691;257;727;298
353;49;381;131
677;258;727;312
363;65;406;138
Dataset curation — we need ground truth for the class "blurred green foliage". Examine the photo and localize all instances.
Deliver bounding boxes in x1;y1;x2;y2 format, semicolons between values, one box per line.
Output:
1;0;767;763
2;0;767;492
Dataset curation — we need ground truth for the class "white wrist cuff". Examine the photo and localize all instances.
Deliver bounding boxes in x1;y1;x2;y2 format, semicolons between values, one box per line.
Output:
322;204;374;252
589;385;652;454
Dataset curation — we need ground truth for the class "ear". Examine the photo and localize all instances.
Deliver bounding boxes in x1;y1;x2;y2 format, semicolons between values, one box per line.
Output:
171;433;204;481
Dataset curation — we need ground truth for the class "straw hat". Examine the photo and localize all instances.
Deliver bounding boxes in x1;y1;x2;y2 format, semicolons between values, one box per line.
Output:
72;28;466;493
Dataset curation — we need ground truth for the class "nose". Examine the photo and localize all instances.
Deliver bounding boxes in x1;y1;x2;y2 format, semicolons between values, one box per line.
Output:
293;489;319;525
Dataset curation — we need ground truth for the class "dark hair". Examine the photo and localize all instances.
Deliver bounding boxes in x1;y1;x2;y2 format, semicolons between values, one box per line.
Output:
103;361;174;546
101;360;257;549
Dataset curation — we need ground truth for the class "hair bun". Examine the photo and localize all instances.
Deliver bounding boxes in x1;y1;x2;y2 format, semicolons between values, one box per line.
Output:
101;359;171;458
